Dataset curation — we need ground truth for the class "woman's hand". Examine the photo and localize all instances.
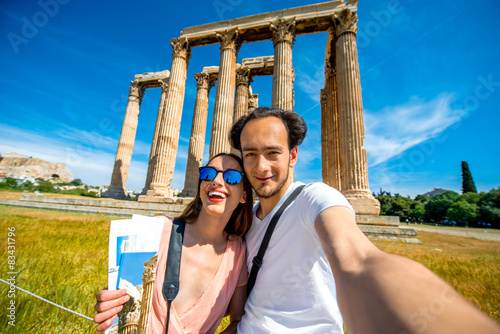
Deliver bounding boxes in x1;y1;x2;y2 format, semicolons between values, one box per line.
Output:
94;288;129;332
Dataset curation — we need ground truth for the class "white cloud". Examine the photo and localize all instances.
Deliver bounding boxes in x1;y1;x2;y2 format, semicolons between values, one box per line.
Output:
295;62;324;103
364;93;467;166
55;124;117;149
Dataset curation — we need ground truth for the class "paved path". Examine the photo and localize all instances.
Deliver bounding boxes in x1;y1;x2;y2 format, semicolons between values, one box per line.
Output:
408;225;500;242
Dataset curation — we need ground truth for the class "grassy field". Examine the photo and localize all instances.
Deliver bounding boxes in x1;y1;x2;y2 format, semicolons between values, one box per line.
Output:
0;206;109;333
372;232;500;321
0;205;499;333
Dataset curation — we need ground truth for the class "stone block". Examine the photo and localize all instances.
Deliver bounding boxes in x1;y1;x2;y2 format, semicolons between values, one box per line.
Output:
346;196;381;215
356;215;399;226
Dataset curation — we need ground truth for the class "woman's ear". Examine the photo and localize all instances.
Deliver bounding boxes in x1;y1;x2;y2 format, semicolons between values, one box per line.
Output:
240;191;247;204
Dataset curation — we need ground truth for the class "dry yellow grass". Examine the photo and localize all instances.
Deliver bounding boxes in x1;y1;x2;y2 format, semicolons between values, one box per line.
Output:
372;232;500;321
0;206;110;333
0;205;498;333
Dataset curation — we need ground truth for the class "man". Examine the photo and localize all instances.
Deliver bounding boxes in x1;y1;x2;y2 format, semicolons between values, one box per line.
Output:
95;107;500;333
228;107;500;333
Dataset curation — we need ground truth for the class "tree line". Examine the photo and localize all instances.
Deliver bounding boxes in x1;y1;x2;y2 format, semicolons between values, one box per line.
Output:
0;177;99;198
374;161;499;229
375;188;500;229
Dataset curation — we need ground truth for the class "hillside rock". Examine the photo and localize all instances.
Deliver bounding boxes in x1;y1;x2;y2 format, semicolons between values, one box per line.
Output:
422;187;449;198
0;153;73;182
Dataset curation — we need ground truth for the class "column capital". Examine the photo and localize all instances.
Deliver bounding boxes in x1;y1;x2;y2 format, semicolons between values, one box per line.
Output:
142;255;157;285
129;81;145;100
194;72;215;90
216;28;241;55
248;93;259;109
270;17;296;46
170;37;192;63
158;79;169;91
236;67;252;86
333;9;358;37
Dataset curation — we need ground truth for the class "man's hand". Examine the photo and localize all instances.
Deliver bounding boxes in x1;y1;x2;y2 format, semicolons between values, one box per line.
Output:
94;288;129;332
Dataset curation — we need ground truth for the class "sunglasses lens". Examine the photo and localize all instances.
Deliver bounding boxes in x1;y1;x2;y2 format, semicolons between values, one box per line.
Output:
199;167;216;181
224;171;242;185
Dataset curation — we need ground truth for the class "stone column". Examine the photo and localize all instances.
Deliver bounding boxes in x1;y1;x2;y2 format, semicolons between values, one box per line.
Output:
118;287;142;334
141;37;191;200
233;67;252;123
231;67;252;155
137;255;157;334
181;73;215;197
142;79;169;194
334;9;380;215
106;81;145;199
209;29;240;158
324;29;341;190
248;93;259;111
270;18;295;111
320;88;329;184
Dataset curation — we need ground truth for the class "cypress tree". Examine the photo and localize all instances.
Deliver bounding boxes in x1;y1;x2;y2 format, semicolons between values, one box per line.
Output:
461;161;477;194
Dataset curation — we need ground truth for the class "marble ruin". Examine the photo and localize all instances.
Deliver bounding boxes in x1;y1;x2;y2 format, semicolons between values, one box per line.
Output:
106;0;381;216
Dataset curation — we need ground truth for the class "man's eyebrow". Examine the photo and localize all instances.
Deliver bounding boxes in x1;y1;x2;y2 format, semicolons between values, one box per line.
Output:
242;145;283;151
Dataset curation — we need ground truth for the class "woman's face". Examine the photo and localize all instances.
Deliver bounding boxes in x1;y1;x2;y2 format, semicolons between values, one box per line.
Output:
199;155;246;219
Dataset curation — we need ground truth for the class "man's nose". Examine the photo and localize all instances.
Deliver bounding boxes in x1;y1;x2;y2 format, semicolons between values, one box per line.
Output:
255;155;269;173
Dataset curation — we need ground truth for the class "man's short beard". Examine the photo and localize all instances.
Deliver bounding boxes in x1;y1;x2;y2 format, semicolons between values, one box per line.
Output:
254;168;289;199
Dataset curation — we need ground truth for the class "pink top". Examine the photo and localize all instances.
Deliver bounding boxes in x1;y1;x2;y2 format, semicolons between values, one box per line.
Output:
148;218;247;334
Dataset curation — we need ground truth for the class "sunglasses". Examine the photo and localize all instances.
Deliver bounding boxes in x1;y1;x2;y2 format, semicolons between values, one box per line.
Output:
199;166;245;185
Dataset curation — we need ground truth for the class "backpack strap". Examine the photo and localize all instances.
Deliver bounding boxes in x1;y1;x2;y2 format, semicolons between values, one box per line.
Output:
246;185;306;297
162;218;185;334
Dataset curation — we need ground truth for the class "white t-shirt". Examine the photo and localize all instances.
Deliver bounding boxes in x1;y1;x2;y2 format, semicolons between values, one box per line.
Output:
237;182;354;334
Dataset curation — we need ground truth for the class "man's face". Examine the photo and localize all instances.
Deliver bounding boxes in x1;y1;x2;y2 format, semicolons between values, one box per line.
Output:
240;116;297;200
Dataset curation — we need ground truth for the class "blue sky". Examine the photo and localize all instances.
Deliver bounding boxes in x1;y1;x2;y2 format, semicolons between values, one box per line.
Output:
1;0;499;198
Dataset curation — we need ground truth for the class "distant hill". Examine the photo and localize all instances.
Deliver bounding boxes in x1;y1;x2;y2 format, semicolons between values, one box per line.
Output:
0;153;73;182
422;187;449;198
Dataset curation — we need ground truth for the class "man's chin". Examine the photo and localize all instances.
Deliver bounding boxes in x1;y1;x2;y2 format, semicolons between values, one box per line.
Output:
255;185;281;199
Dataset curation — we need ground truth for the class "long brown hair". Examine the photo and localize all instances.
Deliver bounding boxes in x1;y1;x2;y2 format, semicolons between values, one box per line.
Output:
177;153;253;238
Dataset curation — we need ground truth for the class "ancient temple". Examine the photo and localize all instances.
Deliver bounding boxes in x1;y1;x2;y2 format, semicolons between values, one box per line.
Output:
105;0;381;216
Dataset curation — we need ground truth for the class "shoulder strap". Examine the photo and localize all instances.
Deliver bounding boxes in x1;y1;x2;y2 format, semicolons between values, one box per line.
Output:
162;218;185;334
246;185;306;297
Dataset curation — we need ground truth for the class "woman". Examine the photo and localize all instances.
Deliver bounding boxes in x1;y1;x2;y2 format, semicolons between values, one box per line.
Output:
94;153;253;333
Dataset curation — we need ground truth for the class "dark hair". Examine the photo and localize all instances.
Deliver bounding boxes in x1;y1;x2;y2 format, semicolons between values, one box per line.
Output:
176;153;253;238
229;107;307;152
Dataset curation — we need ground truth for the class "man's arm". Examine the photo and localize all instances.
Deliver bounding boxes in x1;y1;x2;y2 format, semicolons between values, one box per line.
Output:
315;206;500;334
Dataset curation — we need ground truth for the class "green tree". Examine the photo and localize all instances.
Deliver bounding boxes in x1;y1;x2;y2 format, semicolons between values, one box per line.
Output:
19;181;35;191
456;192;481;205
69;178;83;186
0;177;18;189
479;188;500;228
376;195;394;215
424;190;460;222
36;181;56;193
461;161;477;193
446;200;479;223
410;203;426;221
414;194;430;205
391;196;413;221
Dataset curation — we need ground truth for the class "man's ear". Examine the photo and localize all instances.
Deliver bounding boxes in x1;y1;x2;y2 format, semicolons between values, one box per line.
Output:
289;146;298;167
